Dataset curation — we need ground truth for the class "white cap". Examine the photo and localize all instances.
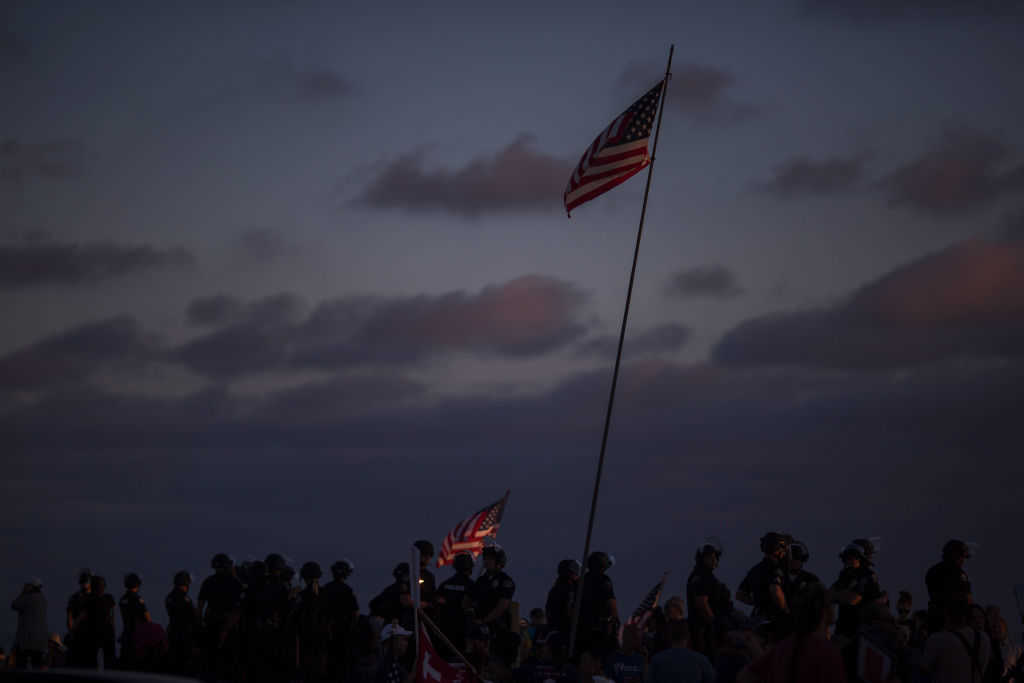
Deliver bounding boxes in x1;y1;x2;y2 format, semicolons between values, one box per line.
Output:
380;623;412;641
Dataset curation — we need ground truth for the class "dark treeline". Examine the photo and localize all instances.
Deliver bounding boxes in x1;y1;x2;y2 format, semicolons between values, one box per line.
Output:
7;536;1022;682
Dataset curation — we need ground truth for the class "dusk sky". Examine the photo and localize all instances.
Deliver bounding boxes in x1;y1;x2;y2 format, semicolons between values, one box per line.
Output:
4;0;1024;645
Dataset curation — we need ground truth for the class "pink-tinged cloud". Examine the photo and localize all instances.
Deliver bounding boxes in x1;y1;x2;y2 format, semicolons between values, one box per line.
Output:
351;135;573;216
175;276;589;378
713;238;1024;369
880;128;1024;214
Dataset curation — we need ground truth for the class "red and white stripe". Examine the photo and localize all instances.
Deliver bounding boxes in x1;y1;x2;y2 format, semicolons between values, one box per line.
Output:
436;493;508;567
563;85;661;215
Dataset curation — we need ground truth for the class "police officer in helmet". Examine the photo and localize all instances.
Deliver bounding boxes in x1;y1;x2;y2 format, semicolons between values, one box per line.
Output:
165;571;198;675
577;551;619;656
473;546;517;639
787;541;819;597
925;539;973;634
322;559;358;679
546;559;580;638
831;542;883;640
737;532;790;639
369;563;414;629
67;569;93;667
118;572;151;668
436;553;477;658
198;553;244;679
294;561;328;681
687;540;731;657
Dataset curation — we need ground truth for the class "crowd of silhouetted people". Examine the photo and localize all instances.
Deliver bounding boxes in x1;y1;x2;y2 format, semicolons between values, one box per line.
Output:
7;535;1022;682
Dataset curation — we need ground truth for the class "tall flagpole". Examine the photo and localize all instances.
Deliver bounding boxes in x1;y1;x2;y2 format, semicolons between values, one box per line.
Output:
568;44;674;658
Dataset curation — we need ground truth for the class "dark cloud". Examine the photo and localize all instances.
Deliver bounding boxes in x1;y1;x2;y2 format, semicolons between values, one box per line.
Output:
0;139;88;184
0;316;159;392
296;68;351;100
235;228;289;264
713;238;1024;369
880;128;1024;215
3;351;1024;632
0;242;194;288
616;62;757;125
757;155;865;197
175;293;306;379
186;294;244;327
176;276;588;378
574;323;690;360
800;0;1024;23
351;135;574;216
666;265;742;299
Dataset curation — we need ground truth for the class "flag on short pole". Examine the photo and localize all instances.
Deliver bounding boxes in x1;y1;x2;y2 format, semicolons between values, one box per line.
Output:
856;637;893;683
437;491;509;568
417;622;477;683
628;572;669;628
563;80;665;216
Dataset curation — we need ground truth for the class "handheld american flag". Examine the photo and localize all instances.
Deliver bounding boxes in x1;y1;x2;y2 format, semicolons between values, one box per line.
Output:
563;80;664;216
627;572;669;628
437;491;509;568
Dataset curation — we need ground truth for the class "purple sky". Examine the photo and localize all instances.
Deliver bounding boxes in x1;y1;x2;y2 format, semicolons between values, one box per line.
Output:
4;0;1024;646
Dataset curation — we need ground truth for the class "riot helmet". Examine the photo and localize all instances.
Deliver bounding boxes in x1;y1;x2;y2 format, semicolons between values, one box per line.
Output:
211;553;234;570
124;573;142;590
300;561;322;581
557;559;581;579
587;551;614;573
331;559;354;580
173;571;192;587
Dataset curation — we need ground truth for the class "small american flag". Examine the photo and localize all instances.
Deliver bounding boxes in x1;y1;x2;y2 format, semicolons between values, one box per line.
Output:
436;491;509;568
564;80;664;216
628;572;668;627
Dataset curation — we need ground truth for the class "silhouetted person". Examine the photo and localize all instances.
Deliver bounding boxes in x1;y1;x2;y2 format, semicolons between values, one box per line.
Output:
831;543;881;641
87;575;116;668
474;546;517;639
786;542;819;597
926;539;973;634
436;552;475;659
576;551;618;657
199;553;244;680
738;533;790;639
67;569;93;667
688;540;731;658
370;563;414;630
294;561;329;682
12;578;48;670
546;559;580;638
322;559;359;680
165;570;198;675
118;572;150;669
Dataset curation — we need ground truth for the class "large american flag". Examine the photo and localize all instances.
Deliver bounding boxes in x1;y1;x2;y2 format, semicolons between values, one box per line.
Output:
436;491;509;568
564;80;664;216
